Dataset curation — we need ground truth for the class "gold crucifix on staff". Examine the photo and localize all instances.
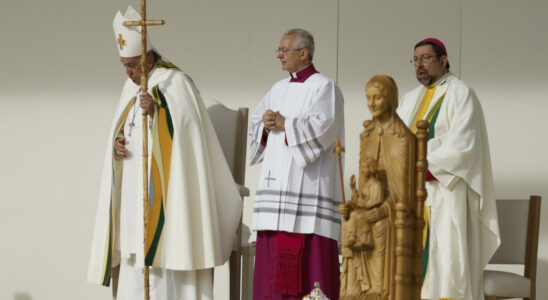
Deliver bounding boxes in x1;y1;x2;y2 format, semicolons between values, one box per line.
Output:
122;1;165;300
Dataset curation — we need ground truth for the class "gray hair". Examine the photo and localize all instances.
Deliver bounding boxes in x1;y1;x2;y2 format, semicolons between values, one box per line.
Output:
284;28;315;61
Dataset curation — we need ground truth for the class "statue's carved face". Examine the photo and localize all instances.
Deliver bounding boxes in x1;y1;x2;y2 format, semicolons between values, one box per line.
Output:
357;192;369;206
360;162;375;178
366;85;390;119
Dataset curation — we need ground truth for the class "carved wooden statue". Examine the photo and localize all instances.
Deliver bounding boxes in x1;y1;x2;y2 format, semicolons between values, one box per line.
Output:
340;75;428;300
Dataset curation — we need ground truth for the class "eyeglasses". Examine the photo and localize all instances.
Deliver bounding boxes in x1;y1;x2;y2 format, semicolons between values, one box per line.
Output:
276;48;303;55
410;55;440;65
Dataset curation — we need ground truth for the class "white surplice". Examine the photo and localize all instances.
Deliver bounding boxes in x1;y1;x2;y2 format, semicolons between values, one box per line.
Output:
249;70;344;241
397;73;500;300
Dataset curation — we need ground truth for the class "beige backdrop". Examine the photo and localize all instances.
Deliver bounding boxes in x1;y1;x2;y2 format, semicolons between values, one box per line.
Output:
0;0;546;299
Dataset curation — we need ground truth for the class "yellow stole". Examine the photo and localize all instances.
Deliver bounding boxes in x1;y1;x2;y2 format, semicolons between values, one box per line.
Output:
411;86;436;134
411;86;435;251
411;87;453;300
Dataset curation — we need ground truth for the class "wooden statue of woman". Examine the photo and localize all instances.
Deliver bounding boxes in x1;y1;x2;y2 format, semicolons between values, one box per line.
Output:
340;75;419;300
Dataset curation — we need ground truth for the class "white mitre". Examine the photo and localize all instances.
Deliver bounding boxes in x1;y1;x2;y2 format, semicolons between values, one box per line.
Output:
113;6;152;57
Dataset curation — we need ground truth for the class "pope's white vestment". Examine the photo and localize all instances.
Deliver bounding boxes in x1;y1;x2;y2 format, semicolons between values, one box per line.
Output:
397;73;500;300
88;61;242;300
249;67;344;241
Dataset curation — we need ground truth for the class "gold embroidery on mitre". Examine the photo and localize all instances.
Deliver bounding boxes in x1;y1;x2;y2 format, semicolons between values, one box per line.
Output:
117;34;126;50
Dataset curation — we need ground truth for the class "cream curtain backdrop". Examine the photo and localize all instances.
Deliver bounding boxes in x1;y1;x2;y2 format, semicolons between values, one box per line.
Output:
0;0;546;299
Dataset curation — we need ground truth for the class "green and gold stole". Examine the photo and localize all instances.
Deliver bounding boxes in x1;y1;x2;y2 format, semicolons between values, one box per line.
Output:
408;86;446;279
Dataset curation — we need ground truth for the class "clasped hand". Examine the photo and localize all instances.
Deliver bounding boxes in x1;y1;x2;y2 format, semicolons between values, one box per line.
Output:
262;109;285;131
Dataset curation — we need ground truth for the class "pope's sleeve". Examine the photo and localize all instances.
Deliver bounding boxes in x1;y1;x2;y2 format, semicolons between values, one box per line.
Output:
249;90;271;165
285;80;344;168
427;86;486;191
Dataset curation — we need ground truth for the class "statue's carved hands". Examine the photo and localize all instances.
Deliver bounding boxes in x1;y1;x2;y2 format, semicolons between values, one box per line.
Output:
339;203;354;220
365;207;385;222
350;175;361;204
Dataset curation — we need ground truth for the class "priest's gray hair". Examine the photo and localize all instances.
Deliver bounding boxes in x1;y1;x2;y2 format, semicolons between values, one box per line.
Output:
284;28;315;61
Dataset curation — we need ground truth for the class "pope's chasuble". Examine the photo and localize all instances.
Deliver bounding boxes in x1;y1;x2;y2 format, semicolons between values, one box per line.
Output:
397;73;500;300
88;60;243;292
